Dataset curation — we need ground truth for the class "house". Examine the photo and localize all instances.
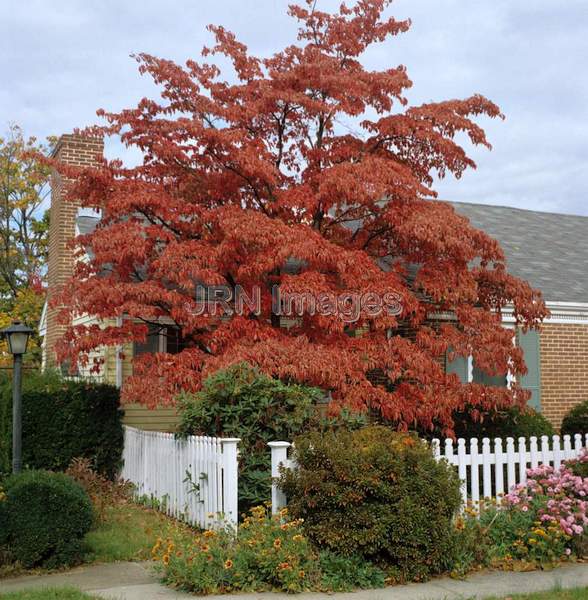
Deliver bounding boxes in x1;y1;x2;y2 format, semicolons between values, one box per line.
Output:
446;201;588;427
39;134;588;430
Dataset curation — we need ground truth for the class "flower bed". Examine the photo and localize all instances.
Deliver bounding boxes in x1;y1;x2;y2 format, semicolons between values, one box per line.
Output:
474;450;588;569
152;506;386;594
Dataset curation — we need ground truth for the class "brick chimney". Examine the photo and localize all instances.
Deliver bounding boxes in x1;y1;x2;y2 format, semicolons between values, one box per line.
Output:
44;134;104;367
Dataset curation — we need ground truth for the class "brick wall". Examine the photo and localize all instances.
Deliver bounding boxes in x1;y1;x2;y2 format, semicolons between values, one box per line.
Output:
44;134;103;367
540;322;588;429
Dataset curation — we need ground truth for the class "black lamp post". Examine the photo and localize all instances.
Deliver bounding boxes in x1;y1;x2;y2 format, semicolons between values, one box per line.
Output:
1;320;34;474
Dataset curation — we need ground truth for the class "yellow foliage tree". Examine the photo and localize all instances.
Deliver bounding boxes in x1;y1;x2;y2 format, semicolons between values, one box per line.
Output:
0;125;52;367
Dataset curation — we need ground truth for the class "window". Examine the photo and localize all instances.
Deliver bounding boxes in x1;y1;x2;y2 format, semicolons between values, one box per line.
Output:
472;364;507;387
133;324;161;355
133;324;187;356
445;327;542;410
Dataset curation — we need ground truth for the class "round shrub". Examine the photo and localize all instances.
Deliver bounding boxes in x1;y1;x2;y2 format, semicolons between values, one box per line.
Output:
561;400;588;437
2;470;93;568
0;370;123;478
279;426;462;581
178;363;366;512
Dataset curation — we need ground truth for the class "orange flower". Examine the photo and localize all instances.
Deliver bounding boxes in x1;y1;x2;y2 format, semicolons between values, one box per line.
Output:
204;530;216;538
273;538;282;549
298;570;305;578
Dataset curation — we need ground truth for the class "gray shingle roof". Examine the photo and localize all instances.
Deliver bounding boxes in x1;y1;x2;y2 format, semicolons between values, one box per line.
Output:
451;201;588;303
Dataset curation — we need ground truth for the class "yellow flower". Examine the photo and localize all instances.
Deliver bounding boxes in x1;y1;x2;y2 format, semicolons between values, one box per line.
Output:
162;554;170;566
224;559;233;570
203;530;216;538
528;538;537;545
279;507;288;517
292;534;304;543
298;570;305;578
273;538;282;549
533;529;547;537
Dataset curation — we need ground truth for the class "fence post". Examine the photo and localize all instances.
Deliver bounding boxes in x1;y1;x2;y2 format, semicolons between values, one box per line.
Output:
268;441;291;514
221;438;240;528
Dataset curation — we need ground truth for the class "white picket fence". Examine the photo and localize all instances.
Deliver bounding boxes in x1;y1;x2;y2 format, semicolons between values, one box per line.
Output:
121;426;240;528
269;434;588;513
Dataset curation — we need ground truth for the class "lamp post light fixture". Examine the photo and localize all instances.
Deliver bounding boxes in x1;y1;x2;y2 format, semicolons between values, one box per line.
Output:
1;320;34;474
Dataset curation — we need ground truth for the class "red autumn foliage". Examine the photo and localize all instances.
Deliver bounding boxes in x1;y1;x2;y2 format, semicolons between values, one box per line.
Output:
49;0;547;433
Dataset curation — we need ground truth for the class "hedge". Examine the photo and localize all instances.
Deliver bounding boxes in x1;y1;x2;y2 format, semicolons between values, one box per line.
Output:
0;370;124;478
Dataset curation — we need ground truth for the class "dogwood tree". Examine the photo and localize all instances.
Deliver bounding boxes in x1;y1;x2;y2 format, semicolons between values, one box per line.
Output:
51;0;547;432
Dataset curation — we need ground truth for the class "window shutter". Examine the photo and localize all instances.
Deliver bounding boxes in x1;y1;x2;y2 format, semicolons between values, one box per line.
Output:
446;352;469;383
518;329;542;411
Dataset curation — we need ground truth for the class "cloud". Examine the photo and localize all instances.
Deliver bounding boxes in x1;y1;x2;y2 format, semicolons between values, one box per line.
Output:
2;0;586;215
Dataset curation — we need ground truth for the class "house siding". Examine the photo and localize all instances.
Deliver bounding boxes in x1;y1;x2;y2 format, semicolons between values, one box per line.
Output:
540;323;588;428
105;338;180;431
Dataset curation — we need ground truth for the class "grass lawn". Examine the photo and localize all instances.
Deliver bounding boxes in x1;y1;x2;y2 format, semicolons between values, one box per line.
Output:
0;588;98;600
84;501;196;563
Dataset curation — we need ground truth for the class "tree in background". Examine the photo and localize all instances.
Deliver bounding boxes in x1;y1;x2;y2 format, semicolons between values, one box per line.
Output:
0;125;51;365
50;0;547;433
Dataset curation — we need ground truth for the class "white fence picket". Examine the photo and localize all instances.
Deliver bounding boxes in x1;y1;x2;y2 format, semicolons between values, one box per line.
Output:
121;426;239;529
267;433;588;514
494;438;504;497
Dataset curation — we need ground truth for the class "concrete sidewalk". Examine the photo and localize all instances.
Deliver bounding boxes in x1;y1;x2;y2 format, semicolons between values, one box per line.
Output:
1;561;588;599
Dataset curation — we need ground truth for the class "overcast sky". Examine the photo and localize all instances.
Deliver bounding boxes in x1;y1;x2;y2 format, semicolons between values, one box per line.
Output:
2;0;587;215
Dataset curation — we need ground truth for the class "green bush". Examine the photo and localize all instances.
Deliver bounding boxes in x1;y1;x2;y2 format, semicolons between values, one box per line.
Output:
416;406;555;441
0;370;124;478
177;363;366;512
2;470;94;568
279;426;462;581
561;400;588;437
